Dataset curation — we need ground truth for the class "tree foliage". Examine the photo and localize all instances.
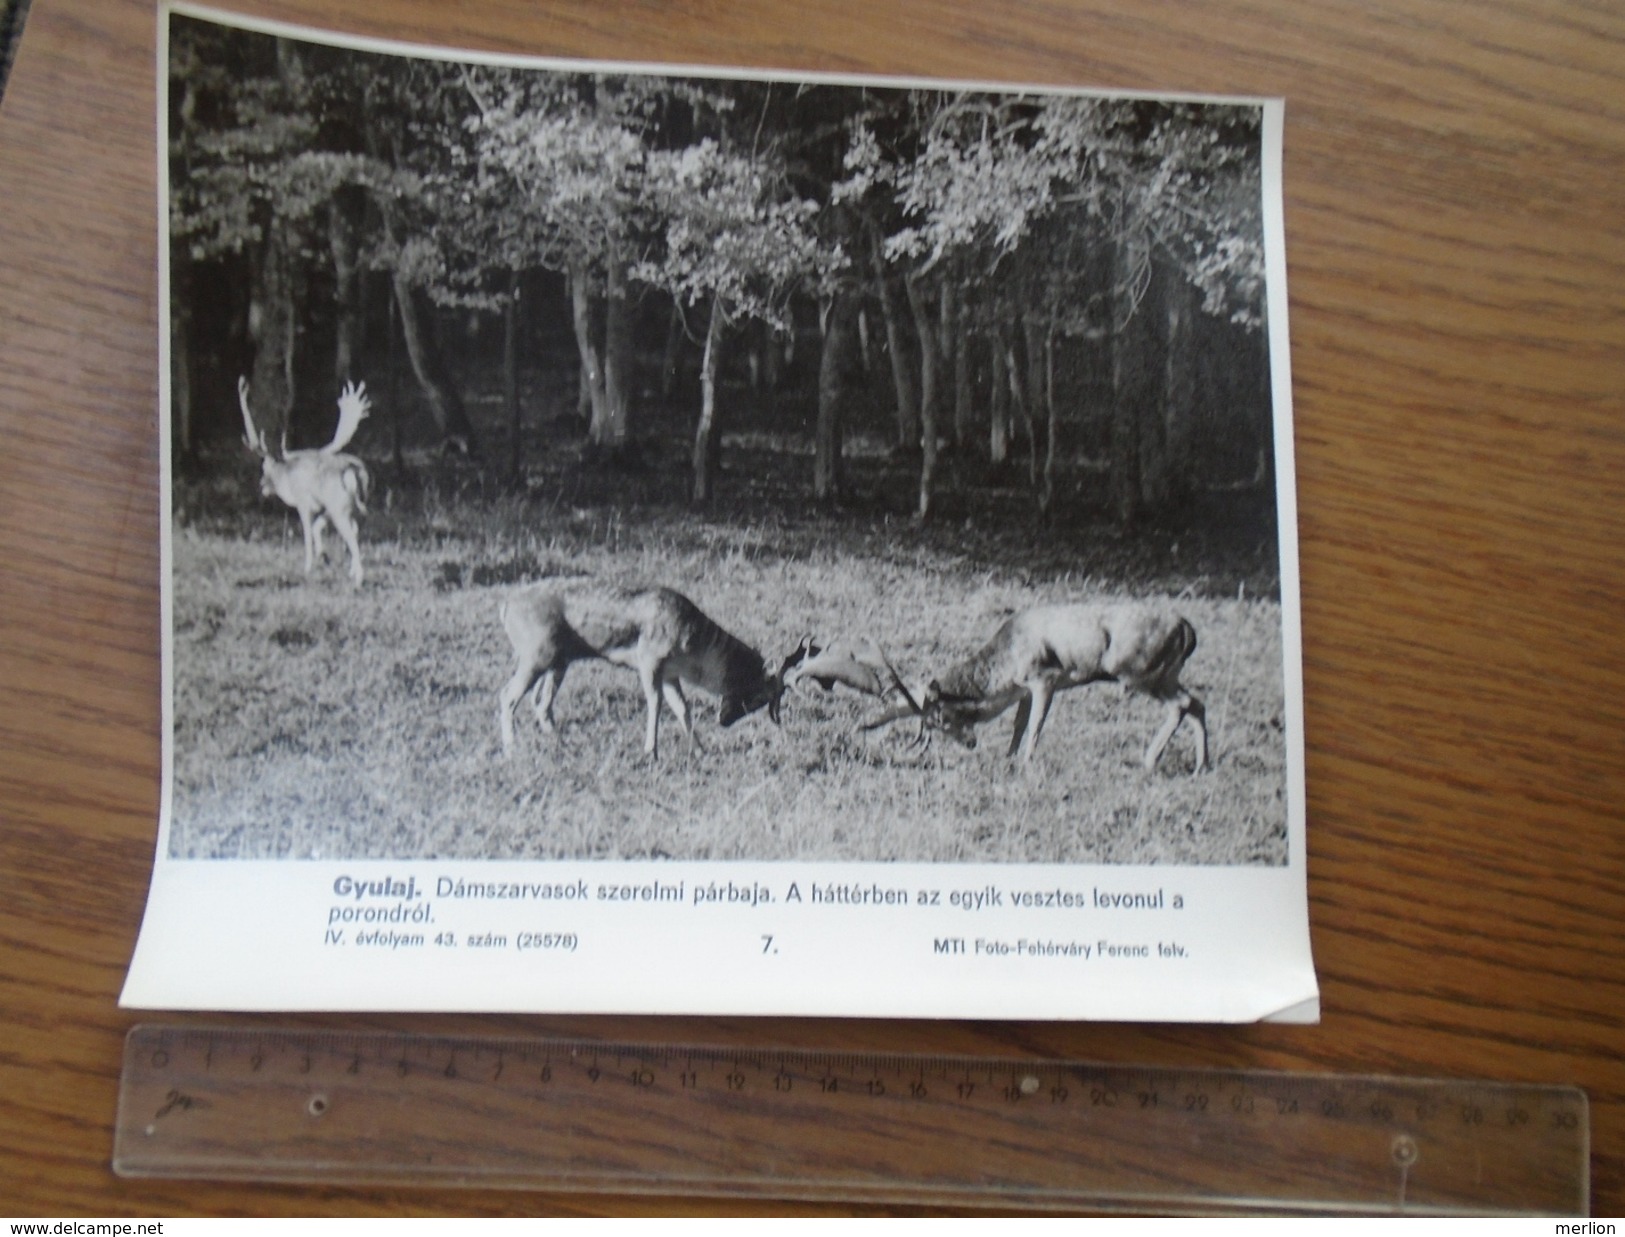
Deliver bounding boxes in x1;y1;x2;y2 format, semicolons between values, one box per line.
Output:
170;14;1274;519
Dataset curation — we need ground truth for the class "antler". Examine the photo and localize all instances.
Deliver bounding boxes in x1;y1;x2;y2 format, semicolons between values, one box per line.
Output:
237;376;271;458
787;635;917;707
786;635;930;747
323;380;371;454
775;636;819;684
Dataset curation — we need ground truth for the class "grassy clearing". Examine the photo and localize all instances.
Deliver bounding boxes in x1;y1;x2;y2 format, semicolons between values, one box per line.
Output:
168;489;1290;865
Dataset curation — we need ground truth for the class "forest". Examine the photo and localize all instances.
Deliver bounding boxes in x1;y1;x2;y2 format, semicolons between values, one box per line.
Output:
168;13;1275;534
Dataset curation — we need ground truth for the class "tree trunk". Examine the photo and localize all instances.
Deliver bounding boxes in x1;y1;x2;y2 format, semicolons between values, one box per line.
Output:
954;303;972;451
660;299;684;404
1158;267;1195;512
597;247;633;446
568;260;609;433
387;284;404;471
329;195;363;387
1040;327;1059;515
1021;316;1046;491
390;269;475;453
271;39;308;431
1110;231;1153;526
504;267;522;483
1110;332;1142;525
365;107;474;453
248;217;295;445
1135;263;1173;512
989;329;1009;466
760;320;780;418
815;290;854;503
940;273;971;449
284;237;306;440
905;270;941;520
870;226;918;450
691;299;725;505
1003;332;1034;484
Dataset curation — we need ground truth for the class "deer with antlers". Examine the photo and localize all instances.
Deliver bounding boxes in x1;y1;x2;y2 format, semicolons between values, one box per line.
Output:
787;603;1208;772
238;376;372;586
499;583;813;761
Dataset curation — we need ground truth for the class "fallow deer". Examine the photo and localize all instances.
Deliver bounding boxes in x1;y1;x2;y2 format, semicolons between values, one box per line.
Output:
498;584;810;761
789;603;1207;772
238;376;372;585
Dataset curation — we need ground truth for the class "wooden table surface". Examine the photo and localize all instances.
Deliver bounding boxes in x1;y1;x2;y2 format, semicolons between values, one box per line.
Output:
2;0;1621;1217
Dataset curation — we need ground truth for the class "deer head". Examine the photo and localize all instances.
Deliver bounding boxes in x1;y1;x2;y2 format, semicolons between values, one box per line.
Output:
720;637;820;728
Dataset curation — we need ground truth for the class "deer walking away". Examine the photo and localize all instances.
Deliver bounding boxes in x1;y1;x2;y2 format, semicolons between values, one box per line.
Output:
239;376;372;585
499;584;806;761
790;603;1208;772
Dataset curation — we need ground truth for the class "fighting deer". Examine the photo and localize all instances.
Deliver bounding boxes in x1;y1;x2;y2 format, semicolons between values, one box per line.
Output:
498;584;811;761
238;376;372;585
788;603;1207;772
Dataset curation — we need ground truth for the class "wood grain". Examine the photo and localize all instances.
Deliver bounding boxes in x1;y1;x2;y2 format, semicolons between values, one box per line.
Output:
2;0;1621;1216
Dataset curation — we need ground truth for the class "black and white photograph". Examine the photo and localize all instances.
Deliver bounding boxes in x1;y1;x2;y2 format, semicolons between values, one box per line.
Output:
125;4;1315;1019
162;6;1296;863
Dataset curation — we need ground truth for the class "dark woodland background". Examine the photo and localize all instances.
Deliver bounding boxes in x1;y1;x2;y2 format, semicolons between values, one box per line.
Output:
168;13;1281;587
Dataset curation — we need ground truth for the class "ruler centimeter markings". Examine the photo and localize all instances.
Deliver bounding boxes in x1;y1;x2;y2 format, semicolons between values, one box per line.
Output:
114;1026;1589;1215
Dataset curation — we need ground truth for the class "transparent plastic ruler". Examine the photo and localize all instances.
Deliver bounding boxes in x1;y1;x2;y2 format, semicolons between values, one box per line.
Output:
114;1025;1588;1215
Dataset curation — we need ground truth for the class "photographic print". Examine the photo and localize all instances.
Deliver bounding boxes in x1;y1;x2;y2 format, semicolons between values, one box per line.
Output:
125;4;1317;1019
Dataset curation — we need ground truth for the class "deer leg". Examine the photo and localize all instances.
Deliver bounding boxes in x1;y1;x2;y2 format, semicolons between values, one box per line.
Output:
297;508;317;575
312;513;331;565
661;676;700;754
499;662;541;755
1144;702;1181;772
1017;681;1055;765
1006;696;1033;758
1145;691;1207;773
330;510;363;586
640;664;663;760
1186;695;1208;773
532;666;564;734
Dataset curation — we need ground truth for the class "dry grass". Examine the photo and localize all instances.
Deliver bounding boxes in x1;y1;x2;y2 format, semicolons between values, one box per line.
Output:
168;503;1290;865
